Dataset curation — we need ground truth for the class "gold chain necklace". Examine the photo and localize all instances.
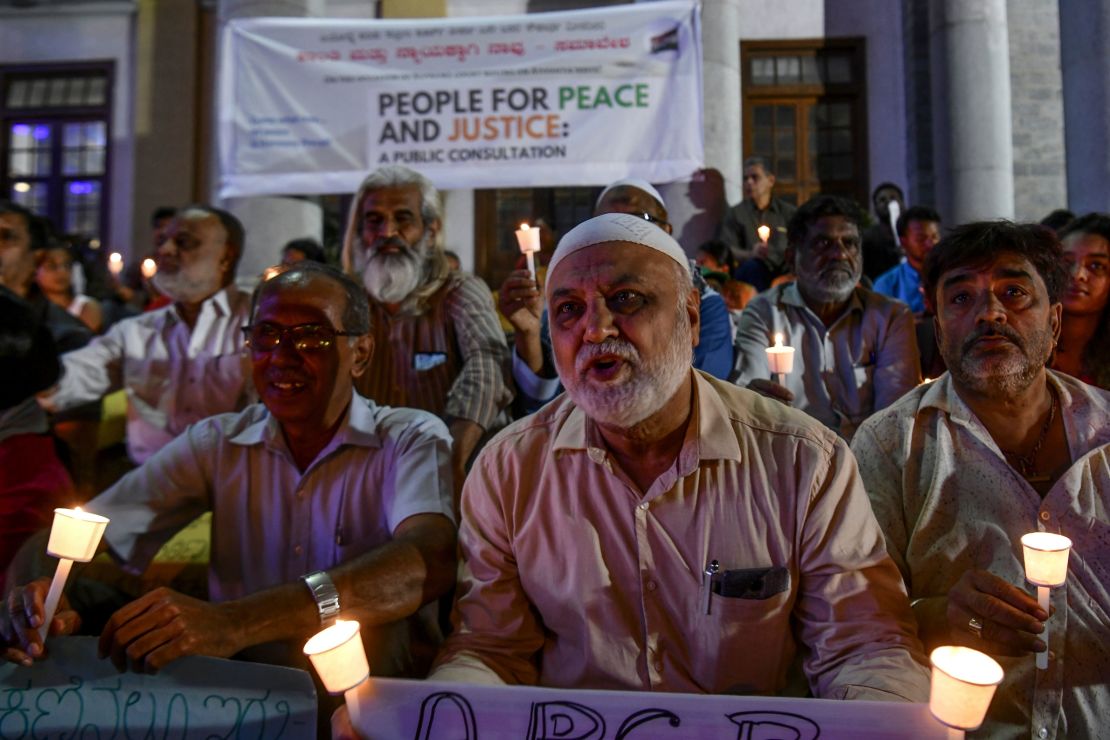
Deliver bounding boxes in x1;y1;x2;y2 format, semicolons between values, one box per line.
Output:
1001;389;1058;480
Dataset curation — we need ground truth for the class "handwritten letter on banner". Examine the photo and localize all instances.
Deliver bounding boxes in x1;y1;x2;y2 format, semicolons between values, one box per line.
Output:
0;637;315;739
349;677;953;739
217;1;703;197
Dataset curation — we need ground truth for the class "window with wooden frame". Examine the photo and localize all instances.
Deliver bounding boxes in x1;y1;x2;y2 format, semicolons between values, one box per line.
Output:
741;39;868;207
1;62;113;242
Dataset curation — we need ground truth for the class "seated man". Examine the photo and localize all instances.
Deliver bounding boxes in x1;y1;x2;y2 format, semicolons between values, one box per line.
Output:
852;222;1110;737
3;263;456;679
733;195;921;440
500;177;735;416
40;205;254;464
431;213;929;699
872;206;942;315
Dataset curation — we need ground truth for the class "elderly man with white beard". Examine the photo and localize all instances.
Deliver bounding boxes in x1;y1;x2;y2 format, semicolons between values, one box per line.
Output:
341;166;511;496
40;205;252;464
733;194;921;441
427;212;930;700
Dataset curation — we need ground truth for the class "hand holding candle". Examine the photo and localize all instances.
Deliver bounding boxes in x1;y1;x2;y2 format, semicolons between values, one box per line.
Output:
40;507;109;641
765;332;795;386
757;224;771;245
1021;531;1071;670
305;620;370;730
515;223;541;281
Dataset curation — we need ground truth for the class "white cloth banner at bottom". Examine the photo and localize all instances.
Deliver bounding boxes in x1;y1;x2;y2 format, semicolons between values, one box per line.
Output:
0;637;316;738
348;677;953;739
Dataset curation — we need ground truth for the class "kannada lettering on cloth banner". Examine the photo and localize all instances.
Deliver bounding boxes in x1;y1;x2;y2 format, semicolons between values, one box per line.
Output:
218;1;703;195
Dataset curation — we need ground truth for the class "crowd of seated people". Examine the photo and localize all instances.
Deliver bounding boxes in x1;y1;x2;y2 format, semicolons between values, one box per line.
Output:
2;162;1109;740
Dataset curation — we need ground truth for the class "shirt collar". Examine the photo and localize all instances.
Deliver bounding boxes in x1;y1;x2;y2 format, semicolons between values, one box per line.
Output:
919;370;1077;427
552;370;742;465
228;390;383;452
781;281;866;316
167;284;234;325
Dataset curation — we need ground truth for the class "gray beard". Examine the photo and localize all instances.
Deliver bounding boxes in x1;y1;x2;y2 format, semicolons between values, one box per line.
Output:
152;267;220;304
354;234;429;305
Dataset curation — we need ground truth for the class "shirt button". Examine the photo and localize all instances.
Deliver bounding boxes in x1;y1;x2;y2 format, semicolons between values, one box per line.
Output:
293;545;303;556
638;502;650;511
653;658;664;672
646;580;657;592
1040;511;1051;521
1039;728;1048;738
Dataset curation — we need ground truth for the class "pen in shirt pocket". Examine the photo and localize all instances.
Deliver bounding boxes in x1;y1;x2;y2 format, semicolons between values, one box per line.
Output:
702;559;720;615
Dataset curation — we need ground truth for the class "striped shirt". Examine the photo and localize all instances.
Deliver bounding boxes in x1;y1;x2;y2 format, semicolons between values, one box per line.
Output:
356;272;512;431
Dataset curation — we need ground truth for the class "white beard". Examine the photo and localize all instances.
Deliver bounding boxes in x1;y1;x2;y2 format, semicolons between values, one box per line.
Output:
561;307;692;429
353;233;430;305
152;264;221;304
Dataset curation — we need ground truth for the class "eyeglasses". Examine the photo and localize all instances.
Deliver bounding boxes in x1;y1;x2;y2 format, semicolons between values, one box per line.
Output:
242;322;362;353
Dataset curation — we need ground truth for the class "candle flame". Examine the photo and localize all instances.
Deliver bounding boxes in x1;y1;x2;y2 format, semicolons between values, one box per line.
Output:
773;332;783;347
141;258;157;279
757;225;771;242
108;252;122;264
520;223;530;231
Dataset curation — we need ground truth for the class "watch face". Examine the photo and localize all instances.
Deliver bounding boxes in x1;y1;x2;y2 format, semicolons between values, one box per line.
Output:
303;571;341;622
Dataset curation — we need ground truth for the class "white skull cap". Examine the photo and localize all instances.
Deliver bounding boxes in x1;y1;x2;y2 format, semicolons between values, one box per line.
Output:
547;213;691;282
595;178;666;211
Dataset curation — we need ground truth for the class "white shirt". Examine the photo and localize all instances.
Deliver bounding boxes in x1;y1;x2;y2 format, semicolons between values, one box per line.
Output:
43;286;252;463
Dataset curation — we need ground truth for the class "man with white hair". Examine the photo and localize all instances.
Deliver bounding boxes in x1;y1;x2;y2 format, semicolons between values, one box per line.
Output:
342;165;512;491
40;204;252;464
733;194;921;441
429;212;929;700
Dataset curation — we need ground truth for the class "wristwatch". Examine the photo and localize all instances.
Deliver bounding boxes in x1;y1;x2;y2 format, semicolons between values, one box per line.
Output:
301;570;341;625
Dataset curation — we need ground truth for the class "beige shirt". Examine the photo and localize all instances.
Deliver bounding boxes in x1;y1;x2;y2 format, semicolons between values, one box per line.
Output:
433;370;929;701
852;372;1110;739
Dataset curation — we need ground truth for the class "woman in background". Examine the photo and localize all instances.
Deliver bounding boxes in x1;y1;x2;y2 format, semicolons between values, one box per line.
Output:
34;240;103;333
1053;214;1110;389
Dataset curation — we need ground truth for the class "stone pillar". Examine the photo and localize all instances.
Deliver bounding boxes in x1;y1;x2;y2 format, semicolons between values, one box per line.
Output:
215;0;324;287
928;0;1015;224
660;0;741;253
1059;0;1110;213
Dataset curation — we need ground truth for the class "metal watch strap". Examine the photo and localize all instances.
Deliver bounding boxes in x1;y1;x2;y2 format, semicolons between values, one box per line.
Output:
301;570;341;625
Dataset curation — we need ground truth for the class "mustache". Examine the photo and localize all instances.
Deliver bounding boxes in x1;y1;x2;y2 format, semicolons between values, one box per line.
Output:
369;236;417;258
574;339;639;375
962;322;1024;353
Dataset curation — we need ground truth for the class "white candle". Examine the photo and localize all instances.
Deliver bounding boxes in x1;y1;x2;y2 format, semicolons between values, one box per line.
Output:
888;200;901;232
929;646;1004;734
515;223;540;280
107;252;123;277
40;508;109;641
765;332;795;385
757;224;771;245
141;258;157;279
1021;532;1071;670
304;619;370;730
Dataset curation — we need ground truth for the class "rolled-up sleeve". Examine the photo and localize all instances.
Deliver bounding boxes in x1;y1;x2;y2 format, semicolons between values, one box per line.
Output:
443;274;513;430
41;326;125;412
794;437;930;701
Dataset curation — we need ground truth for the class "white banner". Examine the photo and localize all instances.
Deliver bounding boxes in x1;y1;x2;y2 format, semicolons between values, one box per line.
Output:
217;2;703;197
348;677;953;739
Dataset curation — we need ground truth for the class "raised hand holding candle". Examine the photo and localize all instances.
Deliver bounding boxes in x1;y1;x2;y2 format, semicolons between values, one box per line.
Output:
765;332;795;386
1021;532;1071;670
141;258;157;279
515;223;541;280
40;507;109;641
929;646;1004;737
107;252;123;277
304;620;370;729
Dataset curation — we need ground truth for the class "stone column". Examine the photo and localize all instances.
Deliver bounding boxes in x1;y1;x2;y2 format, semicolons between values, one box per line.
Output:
214;0;324;287
1059;0;1110;213
659;0;741;252
929;0;1015;223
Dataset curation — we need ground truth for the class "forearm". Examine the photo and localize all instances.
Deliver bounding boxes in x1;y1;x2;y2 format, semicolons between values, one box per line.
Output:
911;596;950;651
513;328;545;375
449;418;484;473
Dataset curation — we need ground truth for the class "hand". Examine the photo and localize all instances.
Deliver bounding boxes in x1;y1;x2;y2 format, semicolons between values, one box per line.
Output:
98;588;242;673
498;269;542;335
331;705;364;740
2;577;81;665
946;570;1048;656
746;378;794;404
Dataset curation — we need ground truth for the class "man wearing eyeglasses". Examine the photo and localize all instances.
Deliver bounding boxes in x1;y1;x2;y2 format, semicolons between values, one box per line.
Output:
732;195;921;441
499;177;736;416
39;205;253;464
3;262;456;683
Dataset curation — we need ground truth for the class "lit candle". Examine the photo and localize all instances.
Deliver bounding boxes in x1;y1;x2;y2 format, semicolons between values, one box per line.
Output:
107;252;123;277
141;258;157;279
1021;531;1071;670
304;620;370;729
929;646;1004;736
514;223;541;280
888;200;901;232
765;332;795;386
757;224;771;245
40;508;109;641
